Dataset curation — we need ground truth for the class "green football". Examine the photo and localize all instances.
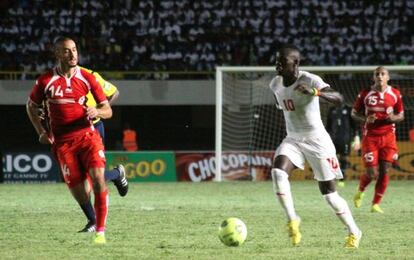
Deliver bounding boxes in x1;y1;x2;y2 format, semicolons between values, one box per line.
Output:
218;217;247;247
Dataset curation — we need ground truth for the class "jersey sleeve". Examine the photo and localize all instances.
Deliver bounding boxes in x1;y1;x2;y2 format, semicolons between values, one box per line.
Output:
310;73;330;90
81;66;117;108
393;89;404;114
29;78;45;105
85;72;107;104
93;71;118;97
353;90;366;113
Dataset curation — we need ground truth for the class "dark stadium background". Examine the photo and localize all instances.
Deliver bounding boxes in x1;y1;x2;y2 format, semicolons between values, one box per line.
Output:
0;0;413;152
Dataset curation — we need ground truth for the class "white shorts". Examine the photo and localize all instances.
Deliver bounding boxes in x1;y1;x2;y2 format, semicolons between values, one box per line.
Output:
275;134;343;181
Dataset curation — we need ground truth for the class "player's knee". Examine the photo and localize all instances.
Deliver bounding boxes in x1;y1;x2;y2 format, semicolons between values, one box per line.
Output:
323;191;344;212
318;180;336;195
89;169;106;191
92;181;106;193
271;168;288;182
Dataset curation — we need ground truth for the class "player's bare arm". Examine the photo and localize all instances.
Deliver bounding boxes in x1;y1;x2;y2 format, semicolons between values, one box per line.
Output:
319;87;343;105
295;85;343;105
352;108;368;123
26;100;53;144
86;101;112;119
107;90;119;105
386;112;404;123
351;109;377;124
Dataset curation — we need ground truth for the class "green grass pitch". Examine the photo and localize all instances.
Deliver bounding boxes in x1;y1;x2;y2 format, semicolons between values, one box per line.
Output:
0;181;413;259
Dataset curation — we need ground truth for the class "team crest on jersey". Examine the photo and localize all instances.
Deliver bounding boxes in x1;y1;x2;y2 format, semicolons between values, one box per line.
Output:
103;82;111;91
392;154;399;160
386;106;394;114
98;150;105;158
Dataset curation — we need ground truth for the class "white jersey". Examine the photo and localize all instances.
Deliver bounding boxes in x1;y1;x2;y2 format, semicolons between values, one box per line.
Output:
269;71;329;139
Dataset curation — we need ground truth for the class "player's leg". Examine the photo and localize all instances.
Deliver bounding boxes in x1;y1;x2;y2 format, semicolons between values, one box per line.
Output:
371;136;397;213
318;180;362;248
354;136;378;208
374;161;391;204
272;138;304;246
354;166;376;208
88;167;108;244
272;155;299;221
94;120;128;196
319;181;359;231
371;162;389;214
82;131;109;244
304;136;361;248
56;143;96;232
70;179;96;232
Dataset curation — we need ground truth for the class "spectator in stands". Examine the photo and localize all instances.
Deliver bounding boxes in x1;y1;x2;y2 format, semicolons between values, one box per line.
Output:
123;123;138;151
1;0;413;78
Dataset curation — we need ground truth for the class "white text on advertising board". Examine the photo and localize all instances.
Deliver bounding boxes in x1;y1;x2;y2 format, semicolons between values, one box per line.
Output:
188;154;272;182
111;159;166;178
3;154;52;173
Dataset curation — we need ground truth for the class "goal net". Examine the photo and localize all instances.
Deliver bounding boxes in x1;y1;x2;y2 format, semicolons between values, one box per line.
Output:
215;66;414;182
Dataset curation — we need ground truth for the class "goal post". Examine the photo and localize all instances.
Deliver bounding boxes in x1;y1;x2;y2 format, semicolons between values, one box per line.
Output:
215;65;414;182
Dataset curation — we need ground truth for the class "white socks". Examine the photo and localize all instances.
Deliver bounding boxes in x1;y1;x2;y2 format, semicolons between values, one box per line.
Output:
271;168;298;221
323;191;360;234
271;168;360;235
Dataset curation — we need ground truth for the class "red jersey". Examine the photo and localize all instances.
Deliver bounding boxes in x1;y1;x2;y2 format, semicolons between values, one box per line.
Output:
29;66;107;142
353;85;404;136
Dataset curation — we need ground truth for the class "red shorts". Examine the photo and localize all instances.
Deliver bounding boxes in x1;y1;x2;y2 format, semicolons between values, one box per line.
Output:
54;131;106;188
361;131;398;167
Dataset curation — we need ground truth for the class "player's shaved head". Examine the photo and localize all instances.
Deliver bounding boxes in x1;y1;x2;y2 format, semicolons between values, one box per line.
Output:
275;45;300;83
374;66;389;74
277;45;300;60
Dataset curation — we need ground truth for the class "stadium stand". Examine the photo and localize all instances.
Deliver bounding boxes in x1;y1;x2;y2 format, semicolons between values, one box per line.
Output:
0;0;413;79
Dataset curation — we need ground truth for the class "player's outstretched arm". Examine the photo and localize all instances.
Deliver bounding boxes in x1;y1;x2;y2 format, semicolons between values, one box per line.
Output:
319;87;343;105
295;85;343;105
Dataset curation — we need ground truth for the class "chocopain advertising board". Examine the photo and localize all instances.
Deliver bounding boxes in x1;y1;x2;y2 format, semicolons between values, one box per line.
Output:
175;151;274;182
175;142;414;182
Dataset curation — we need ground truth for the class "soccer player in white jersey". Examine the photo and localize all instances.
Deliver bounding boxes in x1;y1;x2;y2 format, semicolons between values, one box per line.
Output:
269;45;362;248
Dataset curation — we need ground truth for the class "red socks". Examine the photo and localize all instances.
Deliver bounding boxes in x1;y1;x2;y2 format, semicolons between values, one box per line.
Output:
358;172;372;192
359;171;390;205
373;173;389;204
94;189;108;232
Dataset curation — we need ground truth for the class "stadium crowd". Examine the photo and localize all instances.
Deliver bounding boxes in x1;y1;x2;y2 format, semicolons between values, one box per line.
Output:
1;0;413;78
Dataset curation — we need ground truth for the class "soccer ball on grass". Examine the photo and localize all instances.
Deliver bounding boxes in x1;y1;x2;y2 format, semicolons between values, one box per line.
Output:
218;217;247;246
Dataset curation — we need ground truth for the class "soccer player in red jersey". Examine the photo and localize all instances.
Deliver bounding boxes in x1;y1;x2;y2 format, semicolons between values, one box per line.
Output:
26;37;112;244
351;66;404;213
39;65;128;234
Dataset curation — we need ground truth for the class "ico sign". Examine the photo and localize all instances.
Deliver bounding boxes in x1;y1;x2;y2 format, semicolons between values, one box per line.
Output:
2;152;60;183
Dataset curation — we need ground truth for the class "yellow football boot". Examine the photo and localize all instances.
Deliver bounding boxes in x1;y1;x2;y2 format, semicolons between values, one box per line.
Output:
287;219;302;246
